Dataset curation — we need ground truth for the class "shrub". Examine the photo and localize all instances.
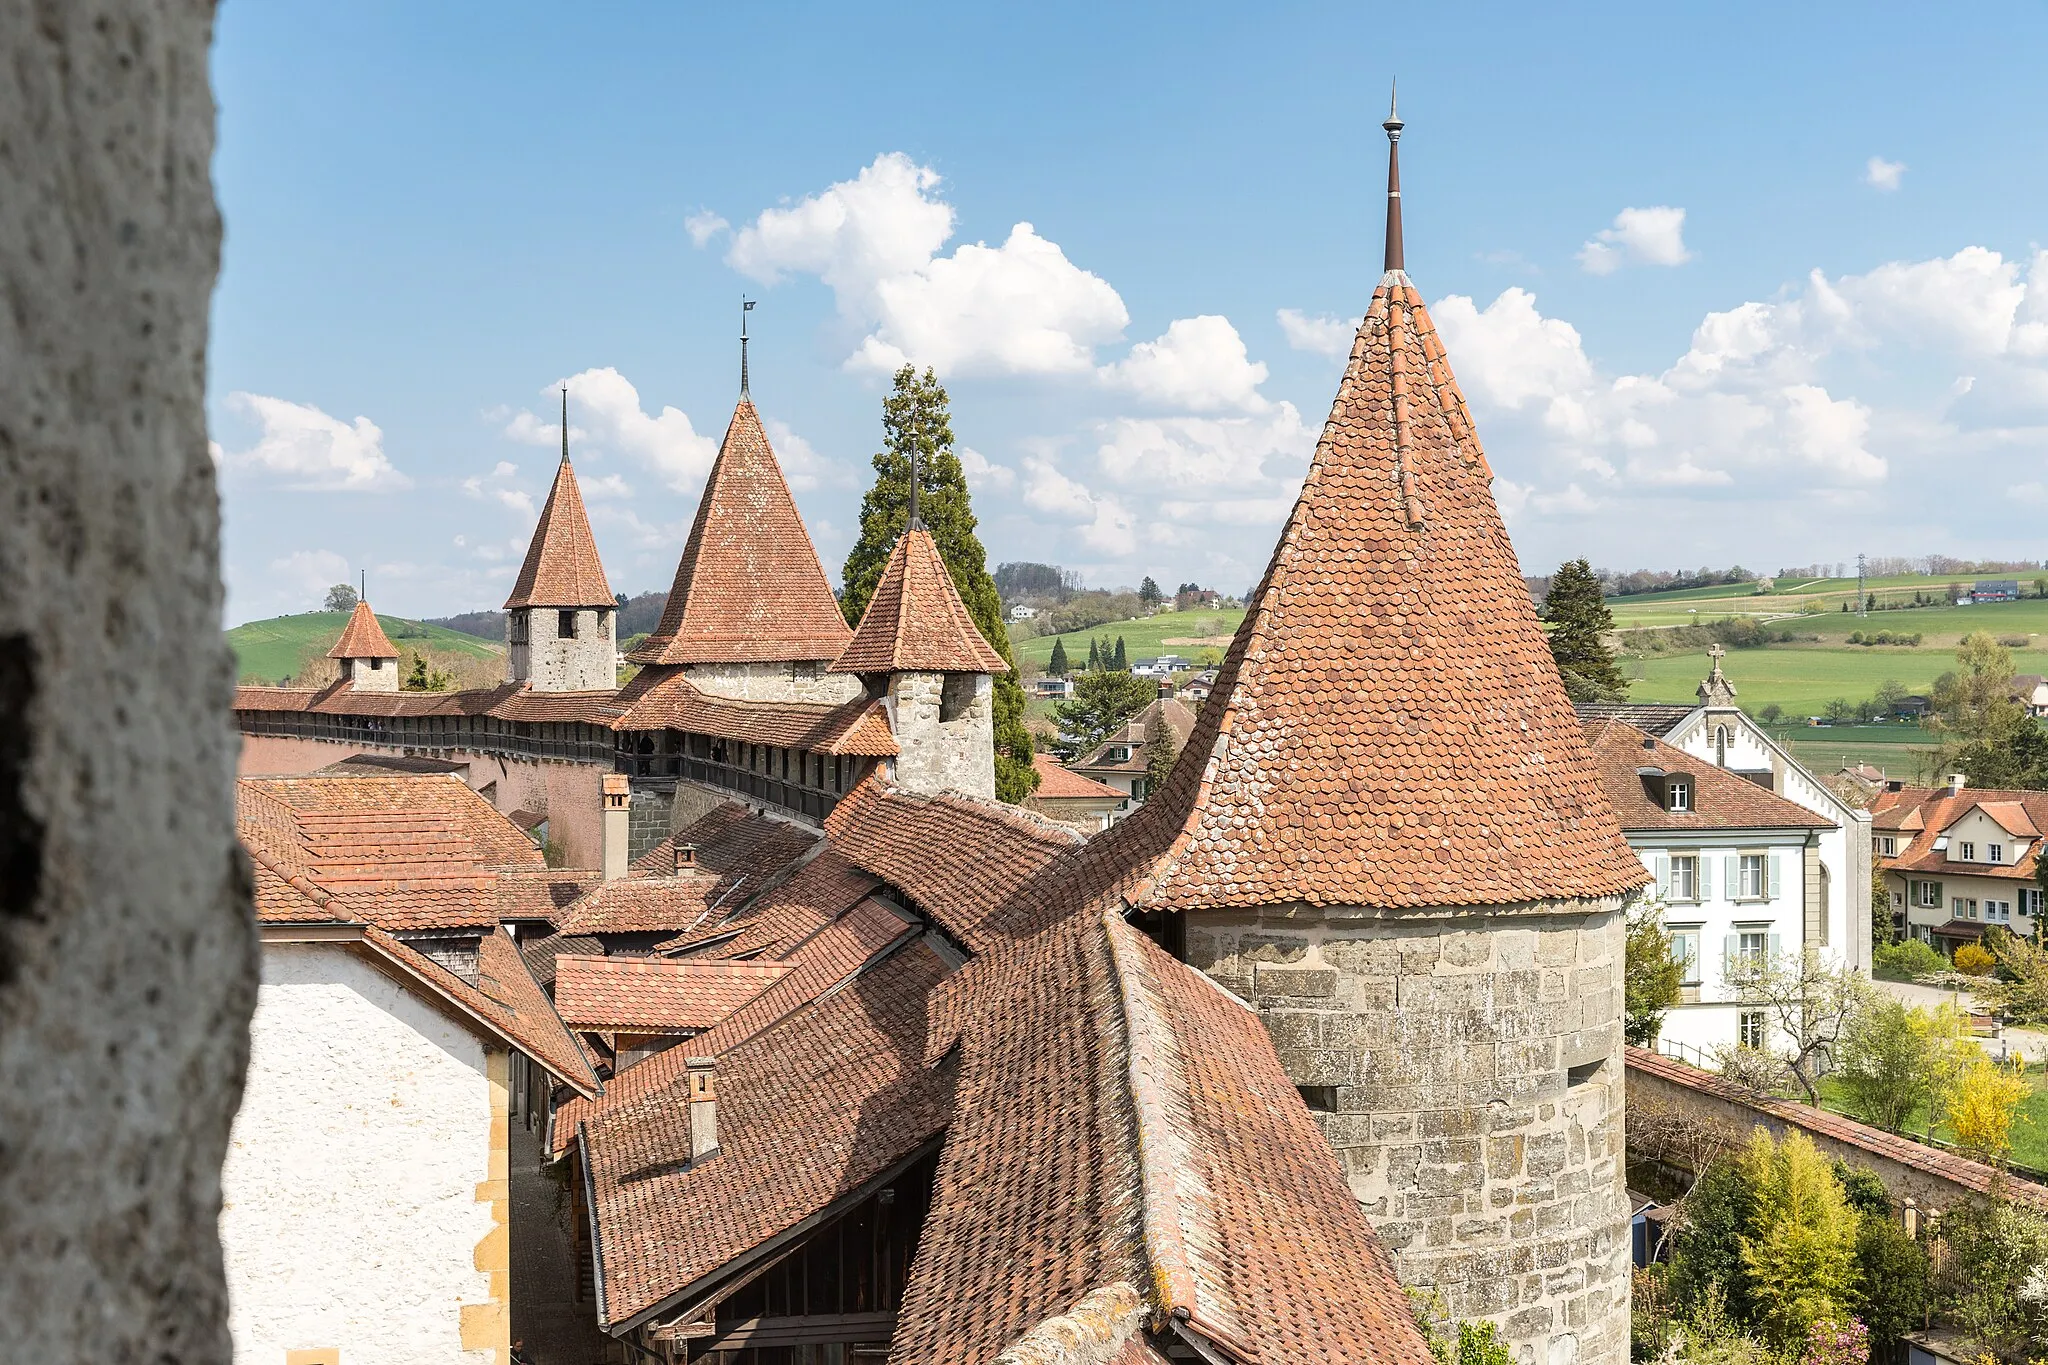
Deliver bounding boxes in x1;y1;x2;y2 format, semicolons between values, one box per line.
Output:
1798;1317;1869;1365
1873;939;1946;980
1955;943;1997;976
1855;1213;1930;1348
1760;703;1785;723
1999;635;2030;648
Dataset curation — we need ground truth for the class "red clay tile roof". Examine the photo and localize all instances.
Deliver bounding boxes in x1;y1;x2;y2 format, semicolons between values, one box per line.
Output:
552;955;794;1033
327;600;400;659
578;942;954;1329
1028;753;1127;801
657;847;880;959
1072;699;1197;775
628;399;853;666
823;777;1082;950
233;680;617;723
630;803;823;900
604;667;896;755
1581;720;1830;831
1872;785;2048;882
831;527;1006;675
504;455;615;609
1043;276;1644;915
554;876;723;937
896;910;1431;1365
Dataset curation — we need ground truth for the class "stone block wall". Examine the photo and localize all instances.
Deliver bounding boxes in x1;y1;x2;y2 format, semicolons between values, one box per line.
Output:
509;607;616;693
887;671;995;802
1185;902;1630;1365
685;661;864;705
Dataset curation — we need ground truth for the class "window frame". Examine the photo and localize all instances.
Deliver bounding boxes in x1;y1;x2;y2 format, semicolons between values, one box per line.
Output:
1989;843;2004;865
1669;927;1702;987
1958;840;1976;861
1667;777;1692;813
1738;853;1768;900
558;608;579;640
1739;1010;1767;1051
1669;854;1699;902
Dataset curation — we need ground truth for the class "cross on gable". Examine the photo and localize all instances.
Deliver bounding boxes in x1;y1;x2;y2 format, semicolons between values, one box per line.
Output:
1707;644;1726;663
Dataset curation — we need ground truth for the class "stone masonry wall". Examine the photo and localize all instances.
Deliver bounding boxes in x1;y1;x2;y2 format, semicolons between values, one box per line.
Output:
511;607;616;693
686;661;864;705
1186;903;1630;1365
1;3;256;1356
887;671;995;802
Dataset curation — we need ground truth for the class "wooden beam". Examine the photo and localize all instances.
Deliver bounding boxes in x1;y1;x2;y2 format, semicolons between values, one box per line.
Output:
707;1312;897;1350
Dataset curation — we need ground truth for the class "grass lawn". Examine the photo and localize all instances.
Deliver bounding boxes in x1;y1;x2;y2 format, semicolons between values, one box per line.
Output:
1818;1069;2048;1175
228;611;503;684
1011;607;1247;671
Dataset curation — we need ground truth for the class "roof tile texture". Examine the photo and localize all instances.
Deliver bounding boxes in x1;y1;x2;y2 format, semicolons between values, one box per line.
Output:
629;399;852;665
552;955;793;1032
326;600;400;659
503;455;615;608
1873;784;2048;881
832;527;1006;675
1581;720;1830;831
604;667;896;755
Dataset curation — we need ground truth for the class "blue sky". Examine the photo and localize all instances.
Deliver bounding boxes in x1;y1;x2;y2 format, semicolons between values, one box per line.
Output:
210;3;2048;624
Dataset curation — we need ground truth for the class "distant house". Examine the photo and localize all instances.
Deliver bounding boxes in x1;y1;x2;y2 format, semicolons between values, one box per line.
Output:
1028;676;1075;700
1894;695;1933;719
1179;679;1214;703
1873;777;2048;950
1022;753;1126;832
1069;697;1198;821
2012;674;2048;718
1972;580;2020;602
1131;655;1193;678
1008;603;1038;621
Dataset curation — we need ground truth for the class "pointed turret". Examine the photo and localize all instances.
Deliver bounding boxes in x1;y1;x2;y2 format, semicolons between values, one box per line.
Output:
327;599;400;692
503;391;619;691
1108;102;1642;913
832;528;1005;676
629;399;852;667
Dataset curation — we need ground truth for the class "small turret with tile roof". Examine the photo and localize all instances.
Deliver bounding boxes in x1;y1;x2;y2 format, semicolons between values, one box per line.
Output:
833;523;1004;800
327;597;400;693
504;390;619;692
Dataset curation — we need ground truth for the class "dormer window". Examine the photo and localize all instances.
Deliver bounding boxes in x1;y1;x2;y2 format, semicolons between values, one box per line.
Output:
1989;843;2004;864
1107;745;1131;763
559;609;579;639
1666;777;1691;813
1959;841;1976;861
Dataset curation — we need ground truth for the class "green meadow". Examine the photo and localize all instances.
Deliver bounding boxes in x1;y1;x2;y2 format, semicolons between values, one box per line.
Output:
1010;607;1247;671
228;612;503;684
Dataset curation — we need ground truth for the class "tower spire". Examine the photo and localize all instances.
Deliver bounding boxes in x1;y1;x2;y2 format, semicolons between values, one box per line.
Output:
560;386;569;465
906;414;923;532
1382;80;1404;276
740;297;755;397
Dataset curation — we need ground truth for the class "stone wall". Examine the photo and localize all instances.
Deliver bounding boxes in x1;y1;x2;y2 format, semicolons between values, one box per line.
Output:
685;660;863;705
1;2;255;1357
886;671;995;802
510;607;616;693
1625;1047;2048;1215
1186;902;1630;1365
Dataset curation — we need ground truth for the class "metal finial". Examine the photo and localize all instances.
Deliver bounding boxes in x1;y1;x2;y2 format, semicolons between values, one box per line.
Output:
560;387;569;464
1382;78;1405;275
359;569;366;602
740;297;755;397
906;412;924;532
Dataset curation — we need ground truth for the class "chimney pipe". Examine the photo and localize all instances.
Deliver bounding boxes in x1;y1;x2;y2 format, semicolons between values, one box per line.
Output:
601;774;631;881
1946;773;1967;797
674;841;698;874
687;1056;718;1160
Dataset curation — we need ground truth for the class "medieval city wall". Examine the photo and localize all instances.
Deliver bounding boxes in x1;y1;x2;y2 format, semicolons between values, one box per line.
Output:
222;944;498;1363
235;734;607;868
886;671;996;800
686;660;864;705
1186;901;1630;1365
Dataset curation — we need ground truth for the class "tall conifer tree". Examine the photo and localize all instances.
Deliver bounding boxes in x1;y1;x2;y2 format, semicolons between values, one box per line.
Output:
1112;636;1128;672
841;366;1037;801
1542;558;1627;702
1048;637;1069;676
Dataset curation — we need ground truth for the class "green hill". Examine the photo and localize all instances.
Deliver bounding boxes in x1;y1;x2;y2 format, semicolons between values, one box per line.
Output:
227;612;504;684
1012;607;1247;671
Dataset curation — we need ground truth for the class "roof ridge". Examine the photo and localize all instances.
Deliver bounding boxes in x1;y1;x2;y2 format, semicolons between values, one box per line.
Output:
504;445;614;609
327;600;400;660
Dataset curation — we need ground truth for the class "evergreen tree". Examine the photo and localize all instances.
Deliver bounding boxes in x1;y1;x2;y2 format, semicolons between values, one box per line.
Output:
1138;576;1163;609
840;366;1037;801
1052;672;1157;761
1542;558;1627;702
1112;636;1128;671
1144;705;1180;796
1088;637;1102;671
1048;637;1069;677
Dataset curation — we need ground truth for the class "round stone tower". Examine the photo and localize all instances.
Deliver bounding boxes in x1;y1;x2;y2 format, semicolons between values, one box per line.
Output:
1093;94;1647;1365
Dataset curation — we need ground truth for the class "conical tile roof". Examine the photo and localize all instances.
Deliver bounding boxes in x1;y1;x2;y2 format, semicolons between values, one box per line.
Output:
326;600;399;660
1112;273;1646;911
628;400;853;666
504;454;613;609
831;527;1006;675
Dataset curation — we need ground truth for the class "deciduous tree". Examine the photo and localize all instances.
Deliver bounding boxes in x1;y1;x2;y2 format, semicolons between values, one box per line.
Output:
1541;558;1627;703
840;366;1037;801
1052;672;1156;761
1950;1055;2031;1164
1724;947;1874;1105
1834;996;1936;1132
1624;901;1682;1046
324;582;359;613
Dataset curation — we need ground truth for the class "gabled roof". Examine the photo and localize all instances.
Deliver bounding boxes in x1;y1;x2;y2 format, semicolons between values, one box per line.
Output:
234;680;616;723
604;667;896;755
1873;785;2048;881
1580;720;1831;832
552;955;794;1034
1043;277;1643;914
504;454;614;609
1574;701;1697;738
831;527;1006;675
628;400;852;665
1028;753;1126;801
326;600;400;660
554;876;724;937
897;910;1431;1365
1073;698;1197;774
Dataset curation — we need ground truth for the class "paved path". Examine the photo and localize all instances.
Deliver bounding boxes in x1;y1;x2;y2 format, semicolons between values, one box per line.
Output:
1873;977;2048;1062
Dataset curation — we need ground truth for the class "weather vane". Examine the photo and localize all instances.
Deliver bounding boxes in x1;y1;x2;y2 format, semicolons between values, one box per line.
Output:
740;297;756;396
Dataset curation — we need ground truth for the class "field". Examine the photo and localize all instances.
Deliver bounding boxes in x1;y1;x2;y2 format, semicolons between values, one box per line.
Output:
228;612;504;684
1818;1068;2048;1175
1010;607;1247;671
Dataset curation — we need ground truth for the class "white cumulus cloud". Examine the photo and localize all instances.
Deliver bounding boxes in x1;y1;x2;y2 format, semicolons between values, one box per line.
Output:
1866;157;1907;191
217;392;411;491
508;368;719;493
685;210;730;247
1276;308;1359;358
1104;315;1270;413
1578;206;1693;275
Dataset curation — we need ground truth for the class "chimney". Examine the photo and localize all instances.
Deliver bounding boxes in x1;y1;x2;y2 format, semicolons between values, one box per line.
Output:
674;841;698;874
1946;773;1967;797
601;774;631;881
687;1056;718;1160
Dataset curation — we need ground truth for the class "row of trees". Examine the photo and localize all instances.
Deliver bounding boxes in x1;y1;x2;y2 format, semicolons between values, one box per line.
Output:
1048;635;1129;676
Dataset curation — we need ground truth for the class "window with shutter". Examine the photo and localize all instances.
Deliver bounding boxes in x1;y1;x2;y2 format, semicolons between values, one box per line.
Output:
1653;854;1670;899
1767;854;1782;900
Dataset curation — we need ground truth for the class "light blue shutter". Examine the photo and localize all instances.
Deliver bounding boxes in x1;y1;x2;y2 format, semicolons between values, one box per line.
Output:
1724;934;1738;979
1769;933;1783;959
1724;856;1738;897
1700;857;1713;899
1768;855;1782;901
1654;854;1670;898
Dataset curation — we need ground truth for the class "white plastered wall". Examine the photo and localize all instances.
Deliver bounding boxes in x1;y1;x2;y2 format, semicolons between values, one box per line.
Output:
222;944;496;1364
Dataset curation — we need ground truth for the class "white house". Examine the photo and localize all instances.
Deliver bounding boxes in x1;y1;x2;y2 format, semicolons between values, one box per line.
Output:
226;775;599;1365
1582;718;1841;1059
1873;778;2048;949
